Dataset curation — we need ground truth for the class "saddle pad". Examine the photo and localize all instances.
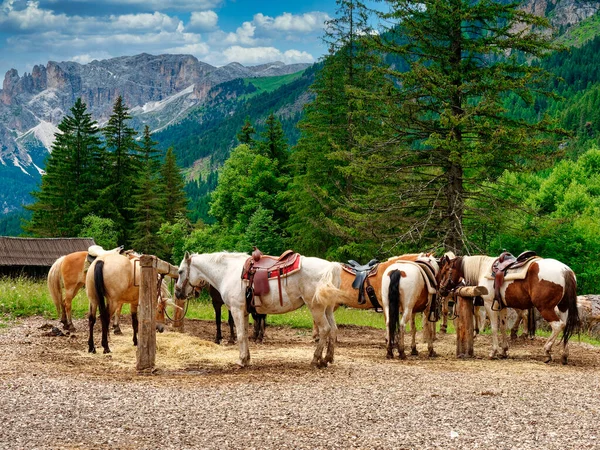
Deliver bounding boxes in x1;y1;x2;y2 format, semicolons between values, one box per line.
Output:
398;261;437;295
484;257;541;281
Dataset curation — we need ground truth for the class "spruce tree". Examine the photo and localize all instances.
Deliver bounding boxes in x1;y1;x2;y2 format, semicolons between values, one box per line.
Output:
346;0;562;253
160;147;188;223
26;98;103;237
257;113;288;166
130;126;166;255
236;117;256;147
102;96;140;244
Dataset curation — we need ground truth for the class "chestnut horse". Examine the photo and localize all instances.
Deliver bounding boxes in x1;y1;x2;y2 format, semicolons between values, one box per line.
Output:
439;254;579;364
85;252;170;354
381;255;440;359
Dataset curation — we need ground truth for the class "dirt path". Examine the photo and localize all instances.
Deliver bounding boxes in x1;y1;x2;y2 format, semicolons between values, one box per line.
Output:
0;316;599;449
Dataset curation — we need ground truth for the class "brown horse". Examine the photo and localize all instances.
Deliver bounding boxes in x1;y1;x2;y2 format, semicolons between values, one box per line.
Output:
439;254;579;364
86;252;168;354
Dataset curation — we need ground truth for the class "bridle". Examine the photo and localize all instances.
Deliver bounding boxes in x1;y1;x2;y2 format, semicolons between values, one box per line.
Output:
176;257;202;298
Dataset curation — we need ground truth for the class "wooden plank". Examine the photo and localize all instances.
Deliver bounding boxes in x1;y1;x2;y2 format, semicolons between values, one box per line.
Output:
155;258;179;278
455;286;488;298
136;254;157;371
455;296;474;358
173;298;186;332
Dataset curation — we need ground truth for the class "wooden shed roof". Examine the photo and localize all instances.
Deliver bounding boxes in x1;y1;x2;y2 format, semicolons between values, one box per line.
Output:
0;237;96;267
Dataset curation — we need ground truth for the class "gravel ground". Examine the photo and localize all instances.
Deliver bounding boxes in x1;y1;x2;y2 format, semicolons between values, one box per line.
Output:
0;316;599;450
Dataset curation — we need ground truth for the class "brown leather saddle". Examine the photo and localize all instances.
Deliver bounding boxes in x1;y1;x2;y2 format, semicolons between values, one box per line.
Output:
491;250;537;310
342;259;381;311
242;247;301;308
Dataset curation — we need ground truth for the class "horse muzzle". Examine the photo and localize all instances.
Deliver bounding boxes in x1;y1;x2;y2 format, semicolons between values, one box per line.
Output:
156;323;165;333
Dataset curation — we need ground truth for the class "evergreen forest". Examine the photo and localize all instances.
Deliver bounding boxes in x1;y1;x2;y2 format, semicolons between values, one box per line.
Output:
13;0;600;294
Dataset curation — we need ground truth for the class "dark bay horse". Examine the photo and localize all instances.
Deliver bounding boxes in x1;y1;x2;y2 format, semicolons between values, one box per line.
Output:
439;254;579;364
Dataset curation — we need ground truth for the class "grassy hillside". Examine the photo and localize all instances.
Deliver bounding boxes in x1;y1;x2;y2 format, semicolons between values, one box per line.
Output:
558;12;600;48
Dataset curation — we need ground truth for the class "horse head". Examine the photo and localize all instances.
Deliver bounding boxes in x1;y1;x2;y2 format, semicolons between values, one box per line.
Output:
438;254;463;297
175;251;198;300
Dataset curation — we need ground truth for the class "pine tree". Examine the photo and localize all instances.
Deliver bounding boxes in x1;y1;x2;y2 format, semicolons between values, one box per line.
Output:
346;0;563;253
130;126;166;255
160;147;188;223
25;98;104;237
236;117;256;147
102;96;140;244
257;113;288;166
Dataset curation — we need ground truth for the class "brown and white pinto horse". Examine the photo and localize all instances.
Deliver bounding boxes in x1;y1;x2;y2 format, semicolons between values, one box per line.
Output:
381;255;439;359
439;255;579;364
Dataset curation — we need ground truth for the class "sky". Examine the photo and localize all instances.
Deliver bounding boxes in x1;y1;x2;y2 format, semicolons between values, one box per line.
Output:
0;0;342;78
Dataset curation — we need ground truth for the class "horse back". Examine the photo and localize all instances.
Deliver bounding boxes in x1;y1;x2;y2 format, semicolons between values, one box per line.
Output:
61;251;87;286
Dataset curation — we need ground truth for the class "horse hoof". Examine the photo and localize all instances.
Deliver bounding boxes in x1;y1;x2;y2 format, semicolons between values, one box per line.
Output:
510;332;518;341
89;347;96;354
398;352;407;360
103;348;111;354
113;328;123;336
386;350;394;359
440;327;447;334
544;356;552;364
214;339;222;344
411;348;419;356
561;355;568;365
429;351;437;358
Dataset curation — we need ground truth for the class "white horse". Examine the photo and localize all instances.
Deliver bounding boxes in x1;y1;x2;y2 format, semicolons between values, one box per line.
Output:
381;255;440;359
439;255;579;364
175;251;341;368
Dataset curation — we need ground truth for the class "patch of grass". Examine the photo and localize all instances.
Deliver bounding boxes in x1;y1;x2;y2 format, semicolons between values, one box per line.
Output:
0;276;89;320
243;71;305;94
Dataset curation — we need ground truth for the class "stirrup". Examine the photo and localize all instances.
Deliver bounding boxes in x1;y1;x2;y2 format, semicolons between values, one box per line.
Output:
491;297;503;312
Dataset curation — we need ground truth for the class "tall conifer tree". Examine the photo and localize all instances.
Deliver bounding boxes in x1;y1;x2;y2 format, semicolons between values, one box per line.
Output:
160;147;188;223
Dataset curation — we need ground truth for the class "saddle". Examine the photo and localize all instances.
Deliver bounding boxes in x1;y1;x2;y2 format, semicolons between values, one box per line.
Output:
491;250;538;310
242;247;301;309
342;259;381;310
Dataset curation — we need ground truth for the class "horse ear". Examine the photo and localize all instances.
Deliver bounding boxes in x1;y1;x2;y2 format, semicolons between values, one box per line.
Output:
184;251;191;261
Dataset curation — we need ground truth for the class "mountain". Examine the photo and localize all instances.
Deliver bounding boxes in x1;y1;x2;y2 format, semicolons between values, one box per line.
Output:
0;53;311;214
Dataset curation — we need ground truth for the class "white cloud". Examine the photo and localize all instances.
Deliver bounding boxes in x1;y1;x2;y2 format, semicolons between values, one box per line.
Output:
187;10;217;31
223;45;314;65
253;11;330;33
0;0;69;30
225;21;257;46
55;0;223;11
109;12;181;32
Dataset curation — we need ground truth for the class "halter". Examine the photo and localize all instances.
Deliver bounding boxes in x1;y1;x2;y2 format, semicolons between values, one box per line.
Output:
176;257;202;297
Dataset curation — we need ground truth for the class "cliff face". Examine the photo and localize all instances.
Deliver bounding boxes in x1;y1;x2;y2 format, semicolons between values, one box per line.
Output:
522;0;600;27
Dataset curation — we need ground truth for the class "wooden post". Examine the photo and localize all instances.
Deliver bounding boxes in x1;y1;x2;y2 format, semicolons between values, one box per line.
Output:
137;255;157;371
453;286;488;359
455;296;474;358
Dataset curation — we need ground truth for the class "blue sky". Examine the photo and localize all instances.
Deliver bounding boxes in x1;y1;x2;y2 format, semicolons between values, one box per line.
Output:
0;0;343;77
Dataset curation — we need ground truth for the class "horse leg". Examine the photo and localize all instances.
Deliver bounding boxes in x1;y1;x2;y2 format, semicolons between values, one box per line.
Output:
324;305;337;364
227;310;236;345
397;312;409;360
63;287;78;332
251;313;265;343
112;303;123;335
312;322;320;342
88;304;97;354
230;307;250;367
213;298;223;344
539;307;566;364
410;314;418;356
498;308;509;358
440;297;449;334
510;308;522;340
488;307;500;359
131;304;138;347
308;304;330;368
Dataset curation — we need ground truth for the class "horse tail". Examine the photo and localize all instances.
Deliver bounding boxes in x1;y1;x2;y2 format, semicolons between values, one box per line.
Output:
314;263;342;307
527;307;536;338
93;260;110;330
387;269;402;350
48;256;65;318
559;269;579;344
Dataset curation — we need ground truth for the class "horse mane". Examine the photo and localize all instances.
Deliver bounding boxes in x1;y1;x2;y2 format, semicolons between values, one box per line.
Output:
195;251;250;265
462;255;495;285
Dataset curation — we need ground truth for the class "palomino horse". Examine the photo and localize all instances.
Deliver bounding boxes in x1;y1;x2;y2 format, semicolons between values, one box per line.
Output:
439;254;579;364
381;255;440;359
175;252;341;367
86;252;170;354
47;246;123;331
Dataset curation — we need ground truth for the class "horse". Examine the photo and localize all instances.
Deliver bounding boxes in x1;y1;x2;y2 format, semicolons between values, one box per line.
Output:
47;246;124;331
381;255;440;359
438;254;579;364
85;252;171;354
194;282;267;344
175;251;341;368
